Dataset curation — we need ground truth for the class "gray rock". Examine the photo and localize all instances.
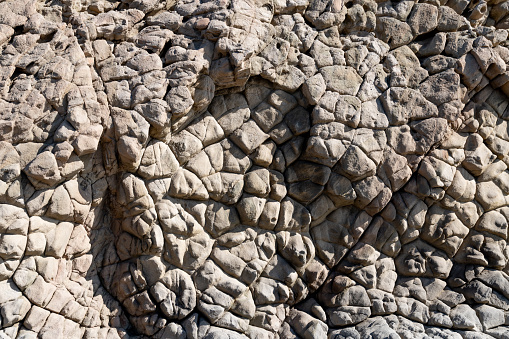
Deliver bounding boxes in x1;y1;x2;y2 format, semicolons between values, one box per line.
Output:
475;304;505;330
230;120;269;154
302;73;326;105
381;87;438;125
320;65;363;96
1;1;509;337
151;268;196;320
450;304;482;330
376;17;413;48
420;69;461;106
408;4;439;36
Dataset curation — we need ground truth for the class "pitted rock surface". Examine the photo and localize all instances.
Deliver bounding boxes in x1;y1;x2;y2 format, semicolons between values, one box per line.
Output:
0;0;509;338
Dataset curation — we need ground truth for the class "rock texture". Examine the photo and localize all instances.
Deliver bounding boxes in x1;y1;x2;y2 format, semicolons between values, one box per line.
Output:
0;0;508;338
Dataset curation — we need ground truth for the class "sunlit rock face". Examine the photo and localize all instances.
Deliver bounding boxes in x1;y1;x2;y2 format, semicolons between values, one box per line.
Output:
0;0;509;337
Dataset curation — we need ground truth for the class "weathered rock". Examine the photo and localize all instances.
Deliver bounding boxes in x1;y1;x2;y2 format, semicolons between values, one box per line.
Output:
24;151;62;188
138;140;179;179
407;4;439;36
420;69;461;106
151;268;196;320
395;240;453;278
0;1;508;337
302;74;326;105
375;17;413;48
230;120;269;154
338;145;377;181
320;66;363;96
450;304;482;330
381;88;438;125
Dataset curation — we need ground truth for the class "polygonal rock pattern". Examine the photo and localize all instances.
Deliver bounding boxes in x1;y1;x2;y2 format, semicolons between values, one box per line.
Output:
0;0;508;338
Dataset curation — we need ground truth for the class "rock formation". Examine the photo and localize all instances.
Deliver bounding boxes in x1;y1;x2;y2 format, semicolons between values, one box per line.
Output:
0;0;509;338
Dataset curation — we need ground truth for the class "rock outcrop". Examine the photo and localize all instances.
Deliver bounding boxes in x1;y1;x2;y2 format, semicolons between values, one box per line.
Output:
0;0;508;338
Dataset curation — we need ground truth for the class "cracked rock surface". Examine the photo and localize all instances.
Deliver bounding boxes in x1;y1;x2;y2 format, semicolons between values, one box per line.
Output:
0;0;509;338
